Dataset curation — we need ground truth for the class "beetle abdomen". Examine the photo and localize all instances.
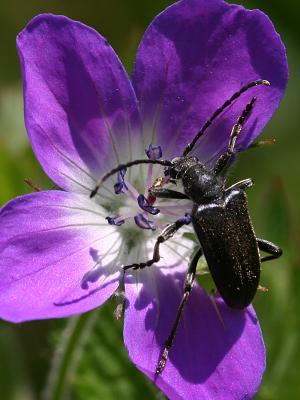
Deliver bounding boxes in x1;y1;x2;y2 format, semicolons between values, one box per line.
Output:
192;189;260;309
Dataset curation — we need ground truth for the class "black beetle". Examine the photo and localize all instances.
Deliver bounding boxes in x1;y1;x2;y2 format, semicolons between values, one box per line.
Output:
90;79;282;374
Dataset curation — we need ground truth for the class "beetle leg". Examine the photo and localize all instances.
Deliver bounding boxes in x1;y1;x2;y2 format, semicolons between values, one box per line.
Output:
214;97;256;175
155;247;203;375
225;178;254;193
123;219;187;271
149;188;189;200
257;238;283;262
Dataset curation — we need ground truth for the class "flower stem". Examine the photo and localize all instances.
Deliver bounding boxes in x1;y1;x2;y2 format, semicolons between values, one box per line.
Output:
42;311;98;400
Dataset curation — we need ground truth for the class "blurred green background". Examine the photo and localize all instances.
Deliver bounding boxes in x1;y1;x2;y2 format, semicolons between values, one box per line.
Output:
0;1;299;399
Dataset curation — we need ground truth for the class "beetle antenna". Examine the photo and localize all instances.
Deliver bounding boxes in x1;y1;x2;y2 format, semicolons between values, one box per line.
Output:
90;159;172;198
182;79;270;157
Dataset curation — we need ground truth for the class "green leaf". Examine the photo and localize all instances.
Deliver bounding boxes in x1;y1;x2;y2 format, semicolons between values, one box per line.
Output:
74;302;161;400
43;312;98;400
258;176;291;248
43;302;164;400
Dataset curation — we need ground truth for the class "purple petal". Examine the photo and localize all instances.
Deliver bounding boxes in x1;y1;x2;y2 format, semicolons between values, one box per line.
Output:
0;191;121;322
133;0;288;163
17;14;141;193
124;269;265;399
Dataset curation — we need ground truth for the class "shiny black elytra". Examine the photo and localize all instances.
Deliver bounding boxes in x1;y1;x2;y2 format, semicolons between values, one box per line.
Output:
90;79;282;374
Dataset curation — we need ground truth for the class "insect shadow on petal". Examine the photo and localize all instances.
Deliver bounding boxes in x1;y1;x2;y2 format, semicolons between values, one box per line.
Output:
90;79;282;375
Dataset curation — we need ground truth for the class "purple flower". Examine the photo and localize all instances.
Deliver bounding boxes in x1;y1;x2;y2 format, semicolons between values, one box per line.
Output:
0;0;287;399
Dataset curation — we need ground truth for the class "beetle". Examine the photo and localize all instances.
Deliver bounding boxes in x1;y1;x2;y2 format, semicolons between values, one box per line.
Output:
90;79;282;374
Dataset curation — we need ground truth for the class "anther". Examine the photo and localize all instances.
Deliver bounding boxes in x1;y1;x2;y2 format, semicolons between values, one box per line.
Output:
178;213;192;225
106;216;125;226
137;194;160;215
114;168;128;194
134;214;156;231
145;144;162;160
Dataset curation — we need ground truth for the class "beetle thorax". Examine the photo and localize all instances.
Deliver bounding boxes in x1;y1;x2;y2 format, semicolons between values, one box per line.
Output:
169;157;224;203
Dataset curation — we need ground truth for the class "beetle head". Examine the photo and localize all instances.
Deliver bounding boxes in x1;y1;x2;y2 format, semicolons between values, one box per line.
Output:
164;156;198;180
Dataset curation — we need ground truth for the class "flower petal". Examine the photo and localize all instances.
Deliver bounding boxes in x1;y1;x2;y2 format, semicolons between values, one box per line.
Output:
124;269;265;399
133;0;288;162
0;191;121;322
17;14;141;193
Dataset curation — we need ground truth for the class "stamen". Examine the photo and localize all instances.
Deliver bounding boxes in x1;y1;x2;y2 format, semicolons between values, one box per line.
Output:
145;144;163;194
178;213;192;225
157;202;192;210
106;216;125;226
134;214;156;231
137;194;160;215
145;144;162;160
123;180;140;201
146;164;154;195
158;205;193;218
158;210;181;218
114;168;128;194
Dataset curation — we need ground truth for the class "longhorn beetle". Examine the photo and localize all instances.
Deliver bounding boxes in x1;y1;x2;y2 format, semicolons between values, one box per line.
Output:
90;79;282;374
